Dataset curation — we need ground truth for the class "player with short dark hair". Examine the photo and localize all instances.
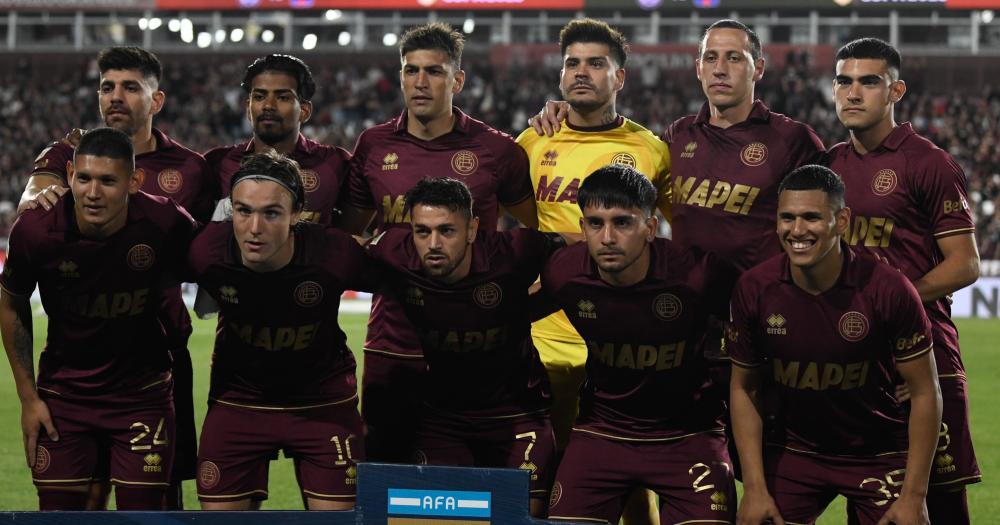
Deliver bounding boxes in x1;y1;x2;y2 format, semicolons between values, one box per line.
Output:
189;150;374;510
0;127;197;511
366;177;568;517
540;165;738;524
16;46;214;510
827;37;981;524
729;164;942;525
339;22;537;464
206;54;348;225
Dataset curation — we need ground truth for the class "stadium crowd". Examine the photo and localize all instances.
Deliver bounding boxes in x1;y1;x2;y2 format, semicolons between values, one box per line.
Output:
0;53;997;257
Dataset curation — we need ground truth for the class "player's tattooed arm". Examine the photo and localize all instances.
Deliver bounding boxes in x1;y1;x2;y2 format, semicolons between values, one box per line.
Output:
0;290;58;468
731;364;786;525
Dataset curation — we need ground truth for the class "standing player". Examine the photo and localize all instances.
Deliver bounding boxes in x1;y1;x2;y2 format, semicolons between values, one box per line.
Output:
17;46;213;509
205;54;349;225
729;165;942;525
540;166;738;524
827;38;981;523
516;19;670;523
367;178;568;517
189;151;373;510
338;22;537;463
0;127;197;510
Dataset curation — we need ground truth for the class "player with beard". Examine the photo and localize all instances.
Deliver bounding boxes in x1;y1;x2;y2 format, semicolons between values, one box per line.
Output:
729;165;941;525
366;178;571;517
205;54;349;225
337;23;537;465
189;151;374;510
16;46;212;510
0;128;197;510
827;38;980;524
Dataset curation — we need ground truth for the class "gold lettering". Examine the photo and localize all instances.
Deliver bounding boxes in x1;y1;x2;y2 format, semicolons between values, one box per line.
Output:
842;361;865;389
382;195;408;224
637;345;658;369
773;358;799;388
686;179;711;207
655;342;685;370
705;181;732;209
591;342;615;367
739;187;760;215
110;292;131;317
273;327;296;350
820;363;845;390
865;217;886;247
615;344;636;369
673;175;695;203
799;362;820;390
724;184;752;213
484;327;505;351
89;294;109;318
880;219;894;248
294;323;318;350
130;289;148;315
463;331;484;352
441;331;460;352
253;327;273;351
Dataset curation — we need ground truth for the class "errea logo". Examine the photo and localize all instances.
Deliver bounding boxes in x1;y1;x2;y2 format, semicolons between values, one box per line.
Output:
383;152;399;171
577;300;597;319
766;314;786;335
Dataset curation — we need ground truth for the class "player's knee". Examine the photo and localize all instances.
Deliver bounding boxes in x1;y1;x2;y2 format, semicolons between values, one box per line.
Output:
37;486;89;511
115;485;168;510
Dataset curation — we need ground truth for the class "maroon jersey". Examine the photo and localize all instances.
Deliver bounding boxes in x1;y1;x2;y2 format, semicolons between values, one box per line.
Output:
0;192;196;400
827;123;975;379
664;101;826;271
31;128;216;223
539;239;737;440
366;228;551;418
205;134;349;225
187;221;376;409
350;108;534;358
727;247;933;457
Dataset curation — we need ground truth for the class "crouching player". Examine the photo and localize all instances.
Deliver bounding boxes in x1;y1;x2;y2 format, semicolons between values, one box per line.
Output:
729;165;942;525
188;151;375;510
539;165;739;524
0;128;196;509
366;178;565;517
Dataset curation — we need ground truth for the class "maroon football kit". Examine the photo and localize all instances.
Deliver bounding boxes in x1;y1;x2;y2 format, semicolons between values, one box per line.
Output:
540;238;738;524
664;100;826;273
349;107;534;461
0;191;196;504
828;123;981;490
188;221;376;503
205;134;350;225
367;228;555;496
31;128;215;484
728;247;934;523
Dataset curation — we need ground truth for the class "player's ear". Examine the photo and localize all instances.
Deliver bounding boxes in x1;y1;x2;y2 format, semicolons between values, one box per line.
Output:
615;67;626;92
467;215;480;243
835;206;851;236
150;89;165;116
752;57;765;82
66;160;75;181
889;79;906;104
299;100;313;124
645;215;658;242
452;69;466;95
128;168;145;194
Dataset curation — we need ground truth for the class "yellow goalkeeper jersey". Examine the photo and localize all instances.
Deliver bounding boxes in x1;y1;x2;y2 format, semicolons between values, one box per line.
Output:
516;117;671;366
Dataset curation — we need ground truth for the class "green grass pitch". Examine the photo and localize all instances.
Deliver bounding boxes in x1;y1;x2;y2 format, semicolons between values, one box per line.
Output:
0;313;994;521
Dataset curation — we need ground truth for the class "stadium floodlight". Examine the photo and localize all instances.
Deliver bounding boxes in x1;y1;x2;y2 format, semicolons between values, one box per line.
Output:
214;29;226;43
138;17;149;30
149;18;162;30
180;18;194;42
983;10;994;24
383;32;398;46
168;18;181;32
231;28;244;42
303;33;318;50
338;30;351;46
325;9;342;21
463;17;474;34
262;29;275;43
197;31;212;48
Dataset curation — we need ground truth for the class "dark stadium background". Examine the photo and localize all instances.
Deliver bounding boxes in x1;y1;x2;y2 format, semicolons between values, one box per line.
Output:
0;0;996;519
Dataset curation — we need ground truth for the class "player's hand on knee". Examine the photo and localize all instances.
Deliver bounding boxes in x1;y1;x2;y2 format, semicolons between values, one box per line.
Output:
877;495;929;525
736;488;785;525
21;397;58;468
529;100;570;137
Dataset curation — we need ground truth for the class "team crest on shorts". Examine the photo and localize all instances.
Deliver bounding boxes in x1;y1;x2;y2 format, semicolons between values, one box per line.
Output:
300;169;320;192
740;142;768;167
652;293;682;321
127;244;155;271
838;311;870;342
871;169;898;196
611;152;637;168
451;150;479;176
157;169;183;194
294;281;324;307
32;445;51;474
198;461;221;489
473;282;502;309
549;481;562;508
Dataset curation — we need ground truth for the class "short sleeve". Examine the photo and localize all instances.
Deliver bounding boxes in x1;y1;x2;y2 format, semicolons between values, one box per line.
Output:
787;124;827;171
347;133;376;210
916;150;976;239
881;272;934;362
726;276;764;368
0;216;40;296
496;143;534;206
30;142;73;183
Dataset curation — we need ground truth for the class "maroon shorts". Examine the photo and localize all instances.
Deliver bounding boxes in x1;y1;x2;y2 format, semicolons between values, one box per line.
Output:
765;446;911;525
33;394;175;494
361;350;426;463
414;409;556;498
929;378;981;490
549;430;735;524
196;400;363;503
